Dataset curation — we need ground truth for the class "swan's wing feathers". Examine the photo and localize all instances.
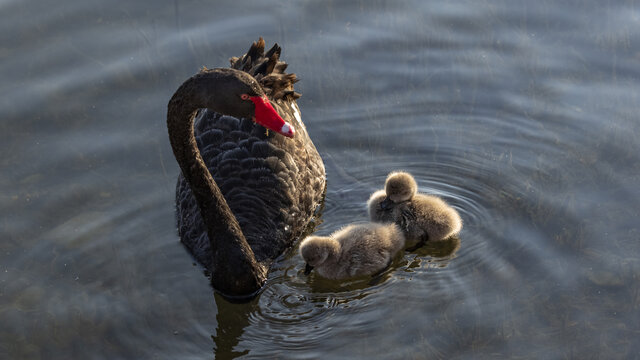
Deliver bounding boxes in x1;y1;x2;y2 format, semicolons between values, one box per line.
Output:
245;37;266;63
229;38;300;101
241;56;253;72
274;62;288;74
264;43;281;60
175;174;213;269
264;54;278;77
178;110;324;264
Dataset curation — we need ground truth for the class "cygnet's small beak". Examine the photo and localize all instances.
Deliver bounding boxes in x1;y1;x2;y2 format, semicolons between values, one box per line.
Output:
304;263;314;275
380;196;393;210
250;96;295;138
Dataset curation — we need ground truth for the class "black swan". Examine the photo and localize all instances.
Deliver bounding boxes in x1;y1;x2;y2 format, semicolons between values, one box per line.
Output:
167;38;326;297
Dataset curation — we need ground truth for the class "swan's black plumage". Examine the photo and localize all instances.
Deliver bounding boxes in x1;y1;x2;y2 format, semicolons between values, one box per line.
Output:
174;39;325;274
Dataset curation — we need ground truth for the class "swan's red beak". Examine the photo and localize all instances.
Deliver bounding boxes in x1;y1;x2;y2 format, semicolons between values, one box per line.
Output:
250;96;295;138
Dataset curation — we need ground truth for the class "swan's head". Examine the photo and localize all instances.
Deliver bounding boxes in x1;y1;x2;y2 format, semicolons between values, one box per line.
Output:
299;236;338;274
384;171;417;203
195;68;295;137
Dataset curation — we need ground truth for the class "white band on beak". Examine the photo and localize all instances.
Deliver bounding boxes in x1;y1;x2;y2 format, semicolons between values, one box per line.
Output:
281;123;293;135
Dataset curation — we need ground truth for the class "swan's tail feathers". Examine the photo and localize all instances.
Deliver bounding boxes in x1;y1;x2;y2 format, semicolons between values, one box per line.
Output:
230;38;301;101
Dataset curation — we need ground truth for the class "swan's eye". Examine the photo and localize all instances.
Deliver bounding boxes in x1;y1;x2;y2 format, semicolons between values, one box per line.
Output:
240;93;250;100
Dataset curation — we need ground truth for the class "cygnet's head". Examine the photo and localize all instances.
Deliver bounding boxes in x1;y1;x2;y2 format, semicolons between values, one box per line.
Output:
299;236;338;274
385;171;418;203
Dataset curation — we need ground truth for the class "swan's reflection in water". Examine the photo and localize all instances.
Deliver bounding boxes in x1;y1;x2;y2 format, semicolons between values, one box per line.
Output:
211;293;255;359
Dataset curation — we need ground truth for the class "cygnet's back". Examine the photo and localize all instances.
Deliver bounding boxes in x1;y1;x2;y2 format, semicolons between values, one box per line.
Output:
368;171;462;247
403;194;462;242
299;223;405;280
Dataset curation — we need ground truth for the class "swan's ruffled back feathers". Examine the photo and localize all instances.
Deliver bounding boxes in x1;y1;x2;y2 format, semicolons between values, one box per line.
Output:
229;37;301;102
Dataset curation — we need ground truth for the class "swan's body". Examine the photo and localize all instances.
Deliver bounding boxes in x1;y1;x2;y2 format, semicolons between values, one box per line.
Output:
169;39;325;297
299;223;405;280
368;172;461;247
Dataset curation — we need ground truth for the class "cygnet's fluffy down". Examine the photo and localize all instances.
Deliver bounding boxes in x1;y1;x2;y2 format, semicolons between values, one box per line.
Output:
299;223;405;280
368;171;462;247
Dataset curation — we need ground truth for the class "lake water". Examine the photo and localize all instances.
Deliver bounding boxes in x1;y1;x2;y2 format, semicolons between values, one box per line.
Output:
2;0;640;358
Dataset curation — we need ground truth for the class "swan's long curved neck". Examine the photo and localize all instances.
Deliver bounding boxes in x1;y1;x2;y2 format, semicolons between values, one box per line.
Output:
167;75;266;297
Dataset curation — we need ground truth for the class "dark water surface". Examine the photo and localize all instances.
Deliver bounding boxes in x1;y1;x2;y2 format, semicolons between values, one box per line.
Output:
2;0;640;358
